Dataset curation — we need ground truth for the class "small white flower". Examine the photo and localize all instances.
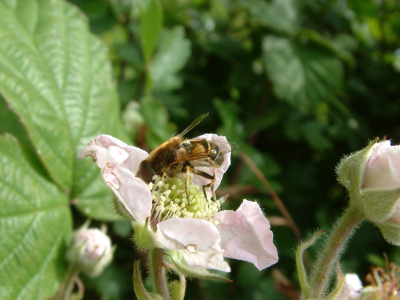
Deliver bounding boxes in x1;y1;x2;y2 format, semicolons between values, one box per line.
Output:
337;273;362;300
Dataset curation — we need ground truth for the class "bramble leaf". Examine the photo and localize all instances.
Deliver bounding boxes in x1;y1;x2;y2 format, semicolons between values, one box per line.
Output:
0;135;72;300
0;0;128;221
263;35;343;111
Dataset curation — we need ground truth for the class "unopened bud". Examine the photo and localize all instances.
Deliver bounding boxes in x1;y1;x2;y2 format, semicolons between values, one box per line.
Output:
337;139;400;245
66;222;115;276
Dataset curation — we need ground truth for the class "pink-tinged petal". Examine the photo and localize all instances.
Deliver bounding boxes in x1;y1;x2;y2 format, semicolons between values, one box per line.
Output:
78;145;108;169
214;200;278;270
191;134;231;195
78;135;152;223
106;167;152;223
363;141;400;190
156;218;230;272
79;135;149;173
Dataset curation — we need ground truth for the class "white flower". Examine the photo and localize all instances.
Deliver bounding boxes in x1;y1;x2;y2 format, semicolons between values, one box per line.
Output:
78;134;278;272
337;273;362;300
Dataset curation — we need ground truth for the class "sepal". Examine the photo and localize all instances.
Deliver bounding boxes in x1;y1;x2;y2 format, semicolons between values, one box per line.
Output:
376;222;400;246
361;188;400;223
113;195;136;221
132;220;162;250
167;250;231;282
336;139;378;200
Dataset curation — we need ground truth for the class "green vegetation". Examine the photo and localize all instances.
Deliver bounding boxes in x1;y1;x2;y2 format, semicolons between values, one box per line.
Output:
1;0;400;298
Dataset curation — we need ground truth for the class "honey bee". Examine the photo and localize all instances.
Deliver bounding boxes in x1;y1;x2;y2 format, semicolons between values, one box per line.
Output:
137;113;232;203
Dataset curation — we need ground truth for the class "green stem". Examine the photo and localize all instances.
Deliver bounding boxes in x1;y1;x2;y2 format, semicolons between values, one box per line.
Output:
150;249;171;300
303;206;363;299
53;264;80;300
296;230;326;294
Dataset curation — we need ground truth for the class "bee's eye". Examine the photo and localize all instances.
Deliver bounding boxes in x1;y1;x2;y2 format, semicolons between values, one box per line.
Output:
210;145;219;160
176;148;186;157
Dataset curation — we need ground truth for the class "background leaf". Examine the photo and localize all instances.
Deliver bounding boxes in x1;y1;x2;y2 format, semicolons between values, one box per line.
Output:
150;26;191;91
239;0;300;35
263;35;343;111
141;97;172;149
138;0;163;63
0;0;128;221
0;135;72;300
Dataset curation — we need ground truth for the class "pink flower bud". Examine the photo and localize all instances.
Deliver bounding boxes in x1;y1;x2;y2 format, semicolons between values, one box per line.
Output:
66;226;114;277
337;139;400;245
362;141;400;190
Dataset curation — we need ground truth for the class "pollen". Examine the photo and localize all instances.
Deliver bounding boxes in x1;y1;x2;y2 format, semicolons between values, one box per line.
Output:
149;174;224;227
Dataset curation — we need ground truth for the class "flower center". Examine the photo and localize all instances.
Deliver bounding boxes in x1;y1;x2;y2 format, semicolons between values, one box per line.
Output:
148;174;224;227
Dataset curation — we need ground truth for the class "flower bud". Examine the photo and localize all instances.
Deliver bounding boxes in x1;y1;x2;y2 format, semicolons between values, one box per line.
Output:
66;222;115;276
337;139;400;244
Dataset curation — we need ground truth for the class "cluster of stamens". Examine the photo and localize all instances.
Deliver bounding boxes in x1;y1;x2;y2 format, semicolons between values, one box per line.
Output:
148;174;224;228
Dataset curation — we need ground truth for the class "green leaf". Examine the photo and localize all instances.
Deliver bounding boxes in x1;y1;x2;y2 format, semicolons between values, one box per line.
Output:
263;35;343;111
239;0;299;35
141;97;172;149
0;0;128;220
150;26;191;91
138;0;163;63
0;96;30;147
213;98;244;143
300;120;333;150
0;135;72;300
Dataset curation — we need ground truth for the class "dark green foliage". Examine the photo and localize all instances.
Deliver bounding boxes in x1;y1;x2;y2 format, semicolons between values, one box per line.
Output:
1;0;400;299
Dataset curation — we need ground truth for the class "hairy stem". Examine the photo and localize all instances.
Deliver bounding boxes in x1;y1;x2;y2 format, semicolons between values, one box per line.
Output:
150;248;171;300
303;206;363;299
53;265;80;300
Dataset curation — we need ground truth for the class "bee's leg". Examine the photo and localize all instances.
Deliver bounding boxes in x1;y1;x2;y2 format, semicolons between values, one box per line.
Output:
210;169;216;201
203;169;217;201
160;172;167;182
184;166;191;205
190;168;216;201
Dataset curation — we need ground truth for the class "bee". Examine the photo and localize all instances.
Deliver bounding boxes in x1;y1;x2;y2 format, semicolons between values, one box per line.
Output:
136;113;232;203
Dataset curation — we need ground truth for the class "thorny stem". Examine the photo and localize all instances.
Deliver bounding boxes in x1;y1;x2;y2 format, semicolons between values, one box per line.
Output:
303;206;363;299
150;248;171;300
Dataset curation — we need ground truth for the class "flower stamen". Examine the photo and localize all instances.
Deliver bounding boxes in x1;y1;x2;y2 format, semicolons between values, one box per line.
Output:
149;174;224;228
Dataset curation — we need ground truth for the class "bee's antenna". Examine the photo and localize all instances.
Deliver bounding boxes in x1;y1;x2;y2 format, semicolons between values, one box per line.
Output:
178;113;209;137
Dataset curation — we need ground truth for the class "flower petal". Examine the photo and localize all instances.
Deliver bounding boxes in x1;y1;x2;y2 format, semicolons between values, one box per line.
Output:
214;200;278;270
78;135;149;174
156;218;230;272
191;134;231;195
107;168;152;223
337;273;362;300
363;141;400;190
78;135;152;222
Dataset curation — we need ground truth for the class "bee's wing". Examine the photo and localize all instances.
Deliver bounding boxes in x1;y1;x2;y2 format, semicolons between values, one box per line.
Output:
178;113;209;138
217;141;238;154
173;143;210;163
189;138;238;154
